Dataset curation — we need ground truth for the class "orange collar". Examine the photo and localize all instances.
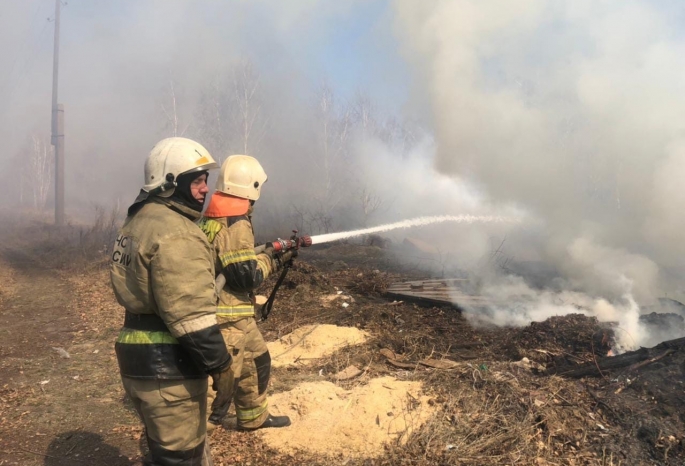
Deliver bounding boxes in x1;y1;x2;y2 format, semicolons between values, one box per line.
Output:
204;192;250;217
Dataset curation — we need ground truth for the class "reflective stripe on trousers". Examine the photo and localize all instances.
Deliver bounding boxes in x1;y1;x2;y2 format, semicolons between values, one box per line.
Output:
207;317;270;429
216;305;254;319
117;328;178;344
236;400;268;423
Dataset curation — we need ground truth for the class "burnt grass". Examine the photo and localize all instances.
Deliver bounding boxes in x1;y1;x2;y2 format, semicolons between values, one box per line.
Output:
253;248;685;465
1;215;685;465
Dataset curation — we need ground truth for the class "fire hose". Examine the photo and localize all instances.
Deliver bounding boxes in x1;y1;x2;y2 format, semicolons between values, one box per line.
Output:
214;231;312;321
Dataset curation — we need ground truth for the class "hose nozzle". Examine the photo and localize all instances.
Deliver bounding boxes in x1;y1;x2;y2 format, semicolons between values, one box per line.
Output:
271;235;312;252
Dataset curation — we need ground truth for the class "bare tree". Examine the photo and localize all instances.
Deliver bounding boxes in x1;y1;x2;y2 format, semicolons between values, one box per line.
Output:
359;187;384;226
194;59;268;161
287;82;353;234
292;203;334;234
351;90;420;155
308;81;352;225
231;59;268;155
160;71;191;137
195;76;231;161
352;90;378;139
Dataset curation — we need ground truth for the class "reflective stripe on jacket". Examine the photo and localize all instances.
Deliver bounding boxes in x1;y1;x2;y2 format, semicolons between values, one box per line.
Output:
111;198;231;379
199;213;275;322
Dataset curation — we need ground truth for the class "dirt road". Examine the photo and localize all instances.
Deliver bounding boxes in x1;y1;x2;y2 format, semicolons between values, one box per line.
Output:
0;243;141;465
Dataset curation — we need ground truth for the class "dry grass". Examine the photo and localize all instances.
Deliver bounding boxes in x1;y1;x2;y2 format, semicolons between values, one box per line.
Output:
1;215;680;466
256;261;656;466
333;361;627;466
6;204;124;272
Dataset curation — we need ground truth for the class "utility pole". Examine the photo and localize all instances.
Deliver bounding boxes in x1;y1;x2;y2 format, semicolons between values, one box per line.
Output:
50;0;65;225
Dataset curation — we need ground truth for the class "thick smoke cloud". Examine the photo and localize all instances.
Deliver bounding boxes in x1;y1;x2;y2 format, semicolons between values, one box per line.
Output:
386;0;685;351
392;0;685;307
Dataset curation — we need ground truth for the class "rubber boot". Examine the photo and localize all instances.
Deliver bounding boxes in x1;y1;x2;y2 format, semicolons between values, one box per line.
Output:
239;414;291;431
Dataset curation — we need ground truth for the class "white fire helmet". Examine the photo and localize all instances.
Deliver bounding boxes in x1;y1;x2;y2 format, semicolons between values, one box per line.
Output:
215;155;268;201
142;137;219;197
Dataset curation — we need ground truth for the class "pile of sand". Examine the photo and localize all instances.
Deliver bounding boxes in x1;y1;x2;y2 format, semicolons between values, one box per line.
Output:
261;376;435;458
268;324;370;368
260;325;436;458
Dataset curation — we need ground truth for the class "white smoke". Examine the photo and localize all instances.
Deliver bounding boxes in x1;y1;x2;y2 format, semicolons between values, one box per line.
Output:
389;0;685;346
460;273;652;353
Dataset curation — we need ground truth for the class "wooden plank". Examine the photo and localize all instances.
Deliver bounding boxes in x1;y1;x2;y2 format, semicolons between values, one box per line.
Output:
389;285;468;291
385;278;491;309
386;288;470;294
385;292;489;308
387;289;482;297
390;290;484;296
389;290;488;301
404;278;470;285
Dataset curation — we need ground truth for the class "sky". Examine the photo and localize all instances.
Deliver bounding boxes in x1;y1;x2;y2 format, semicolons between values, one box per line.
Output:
0;1;407;137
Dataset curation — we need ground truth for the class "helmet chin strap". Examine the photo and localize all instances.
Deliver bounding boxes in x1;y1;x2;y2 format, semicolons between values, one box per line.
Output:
147;173;177;197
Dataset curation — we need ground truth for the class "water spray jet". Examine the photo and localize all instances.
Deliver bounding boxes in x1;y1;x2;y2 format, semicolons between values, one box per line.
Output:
309;215;520;245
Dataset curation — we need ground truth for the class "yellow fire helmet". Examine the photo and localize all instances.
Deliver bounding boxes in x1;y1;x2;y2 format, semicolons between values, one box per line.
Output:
215;155;268;201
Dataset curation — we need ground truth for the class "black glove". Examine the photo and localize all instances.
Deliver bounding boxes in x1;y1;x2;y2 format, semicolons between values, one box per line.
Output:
208;366;236;425
283;249;297;260
262;245;275;258
275;250;297;269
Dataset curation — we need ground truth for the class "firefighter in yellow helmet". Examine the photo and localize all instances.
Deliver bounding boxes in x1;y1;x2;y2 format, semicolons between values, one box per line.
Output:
200;155;292;430
110;137;235;465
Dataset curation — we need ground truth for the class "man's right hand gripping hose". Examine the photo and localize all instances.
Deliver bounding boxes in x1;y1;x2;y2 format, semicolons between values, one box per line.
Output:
208;365;236;426
275;249;297;270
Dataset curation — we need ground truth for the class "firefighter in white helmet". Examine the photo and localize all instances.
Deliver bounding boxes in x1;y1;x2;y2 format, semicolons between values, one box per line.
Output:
111;137;234;465
200;155;292;431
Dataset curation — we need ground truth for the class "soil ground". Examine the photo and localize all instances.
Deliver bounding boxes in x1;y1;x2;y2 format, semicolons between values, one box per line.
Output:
1;214;684;465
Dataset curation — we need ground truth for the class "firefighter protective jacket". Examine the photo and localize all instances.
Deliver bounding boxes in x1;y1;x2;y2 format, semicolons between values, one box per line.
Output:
199;209;276;323
111;197;231;379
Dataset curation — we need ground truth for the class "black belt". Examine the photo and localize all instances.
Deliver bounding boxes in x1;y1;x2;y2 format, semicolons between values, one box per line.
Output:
124;312;168;332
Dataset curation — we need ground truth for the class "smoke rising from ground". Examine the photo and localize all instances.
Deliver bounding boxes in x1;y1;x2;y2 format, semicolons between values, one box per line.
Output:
391;0;685;340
